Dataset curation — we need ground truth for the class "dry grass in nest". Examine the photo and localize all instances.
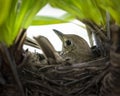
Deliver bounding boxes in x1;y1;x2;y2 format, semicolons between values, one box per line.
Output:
15;51;109;96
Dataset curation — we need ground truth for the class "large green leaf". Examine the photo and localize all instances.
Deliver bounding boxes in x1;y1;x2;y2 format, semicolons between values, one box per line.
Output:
0;0;18;45
0;0;12;26
0;0;48;46
32;16;67;25
31;13;75;25
49;0;106;26
96;0;120;25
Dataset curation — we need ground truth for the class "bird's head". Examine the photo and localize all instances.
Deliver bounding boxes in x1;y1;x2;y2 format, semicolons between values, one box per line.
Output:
53;29;92;55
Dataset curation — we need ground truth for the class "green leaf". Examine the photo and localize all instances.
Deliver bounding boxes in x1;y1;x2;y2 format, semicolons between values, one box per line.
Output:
0;0;48;46
50;0;106;25
0;0;12;25
0;0;17;44
23;0;48;28
32;16;66;25
31;13;75;25
96;0;120;25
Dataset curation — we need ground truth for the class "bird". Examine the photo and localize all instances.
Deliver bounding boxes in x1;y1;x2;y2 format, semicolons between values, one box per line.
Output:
24;30;94;64
53;29;94;63
27;35;63;64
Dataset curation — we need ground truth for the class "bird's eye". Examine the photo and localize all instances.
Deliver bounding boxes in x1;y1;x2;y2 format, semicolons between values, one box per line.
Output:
65;40;72;46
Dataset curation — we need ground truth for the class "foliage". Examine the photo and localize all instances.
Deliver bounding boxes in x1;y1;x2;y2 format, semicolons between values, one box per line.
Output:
1;0;120;46
49;0;120;26
96;0;120;24
49;0;106;26
31;13;75;25
0;0;48;46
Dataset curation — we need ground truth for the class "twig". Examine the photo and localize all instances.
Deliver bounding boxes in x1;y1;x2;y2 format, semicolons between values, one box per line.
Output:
25;80;66;96
18;53;29;68
24;68;60;86
0;43;25;96
57;57;108;70
106;11;111;40
64;75;93;87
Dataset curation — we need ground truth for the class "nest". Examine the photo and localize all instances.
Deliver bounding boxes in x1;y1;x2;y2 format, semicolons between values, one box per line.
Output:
16;51;109;96
1;47;120;96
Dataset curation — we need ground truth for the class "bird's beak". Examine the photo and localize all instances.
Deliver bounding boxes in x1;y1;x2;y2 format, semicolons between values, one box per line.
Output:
53;29;64;41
